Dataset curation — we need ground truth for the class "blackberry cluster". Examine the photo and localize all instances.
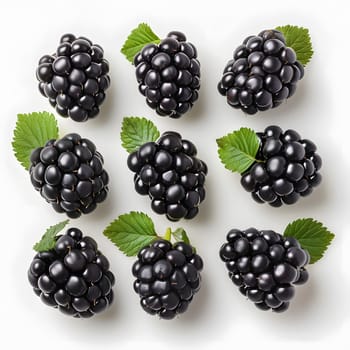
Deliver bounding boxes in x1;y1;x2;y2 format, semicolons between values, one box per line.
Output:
36;33;110;122
219;228;309;312
29;133;109;218
218;29;304;114
134;31;200;118
241;126;322;207
132;239;203;319
28;228;115;318
127;132;207;221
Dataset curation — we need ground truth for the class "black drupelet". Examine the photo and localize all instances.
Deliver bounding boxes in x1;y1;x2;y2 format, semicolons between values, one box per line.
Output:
132;239;203;319
134;31;200;119
127;131;207;221
240;125;322;207
218;29;304;114
220;228;309;312
29;133;109;218
28;228;115;318
36;33;110;122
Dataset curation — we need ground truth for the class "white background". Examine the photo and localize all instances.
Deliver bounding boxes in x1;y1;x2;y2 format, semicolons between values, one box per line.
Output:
1;0;349;349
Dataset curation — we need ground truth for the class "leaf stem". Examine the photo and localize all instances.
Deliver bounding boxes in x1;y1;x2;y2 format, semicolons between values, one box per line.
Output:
163;227;172;242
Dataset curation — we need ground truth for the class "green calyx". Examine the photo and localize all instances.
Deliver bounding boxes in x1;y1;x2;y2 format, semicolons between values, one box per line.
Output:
217;127;261;174
283;218;334;264
120;116;160;153
121;23;161;64
33;220;69;252
12;111;59;170
103;211;192;257
276;25;313;66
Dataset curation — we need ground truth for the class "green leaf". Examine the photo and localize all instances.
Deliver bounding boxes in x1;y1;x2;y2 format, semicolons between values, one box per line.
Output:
121;23;161;63
217;127;260;174
33;220;69;252
172;228;190;245
103;211;158;257
121;116;160;153
276;25;313;66
284;218;334;264
12;111;59;170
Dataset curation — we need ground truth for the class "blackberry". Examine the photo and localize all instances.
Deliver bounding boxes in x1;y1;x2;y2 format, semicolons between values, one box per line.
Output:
219;228;309;312
241;126;322;206
132;239;203;319
29;133;109;218
36;33;110;122
28;227;115;317
218;29;304;114
127;131;207;221
133;31;200;118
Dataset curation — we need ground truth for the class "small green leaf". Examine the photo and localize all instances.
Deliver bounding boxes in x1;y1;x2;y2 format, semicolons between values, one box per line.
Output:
276;25;313;66
121;23;161;63
217;127;260;174
172;228;190;245
33;220;69;252
12;111;59;170
103;211;158;256
284;218;334;264
121;116;160;153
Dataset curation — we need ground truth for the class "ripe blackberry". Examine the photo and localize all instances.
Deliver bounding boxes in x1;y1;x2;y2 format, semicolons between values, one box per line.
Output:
28;227;115;317
218;29;304;114
132;239;203;319
219;228;309;312
29;133;109;218
241;126;322;207
133;31;200;118
36;33;110;122
127;131;207;221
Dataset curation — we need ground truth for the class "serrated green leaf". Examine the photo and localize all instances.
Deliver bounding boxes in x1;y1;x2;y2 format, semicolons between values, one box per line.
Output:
172;228;190;245
121;23;161;63
103;211;158;257
12;111;59;170
121;116;160;153
217;127;260;174
276;25;313;66
284;218;334;264
33;220;69;252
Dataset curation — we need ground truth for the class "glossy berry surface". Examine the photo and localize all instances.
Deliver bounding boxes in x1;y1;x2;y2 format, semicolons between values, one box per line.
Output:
134;31;200;119
127;132;207;221
29;133;109;218
219;228;309;312
241;126;322;207
36;34;110;122
28;228;115;318
218;29;304;114
133;239;203;319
